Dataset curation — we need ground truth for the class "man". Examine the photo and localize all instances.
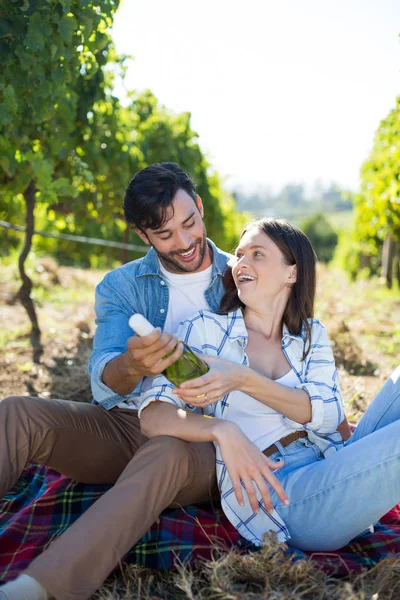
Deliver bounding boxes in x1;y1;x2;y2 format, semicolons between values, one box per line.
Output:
0;163;231;600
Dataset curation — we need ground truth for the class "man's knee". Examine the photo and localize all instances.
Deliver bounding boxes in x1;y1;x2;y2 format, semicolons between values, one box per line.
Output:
134;436;198;480
145;436;215;465
0;395;54;438
0;395;28;416
0;395;43;417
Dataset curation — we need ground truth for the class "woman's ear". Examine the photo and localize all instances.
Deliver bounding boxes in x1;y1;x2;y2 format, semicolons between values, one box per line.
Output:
288;265;297;283
195;194;204;218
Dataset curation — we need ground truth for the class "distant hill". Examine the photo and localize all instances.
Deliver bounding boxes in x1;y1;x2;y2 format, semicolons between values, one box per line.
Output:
232;182;353;224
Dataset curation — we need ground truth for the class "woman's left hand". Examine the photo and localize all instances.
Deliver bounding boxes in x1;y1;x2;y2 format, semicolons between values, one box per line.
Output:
172;354;243;407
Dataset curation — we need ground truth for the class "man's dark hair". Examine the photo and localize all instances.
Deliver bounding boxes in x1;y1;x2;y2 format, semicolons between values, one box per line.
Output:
123;162;197;231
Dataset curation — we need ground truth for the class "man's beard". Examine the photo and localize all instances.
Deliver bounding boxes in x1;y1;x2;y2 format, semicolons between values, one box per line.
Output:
156;233;208;273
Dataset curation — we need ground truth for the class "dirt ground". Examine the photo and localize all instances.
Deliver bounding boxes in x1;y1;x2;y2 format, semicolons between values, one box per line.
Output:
0;263;101;402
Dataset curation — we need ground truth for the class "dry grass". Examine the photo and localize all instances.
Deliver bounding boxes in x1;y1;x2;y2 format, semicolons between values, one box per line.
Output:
1;260;400;599
93;536;400;600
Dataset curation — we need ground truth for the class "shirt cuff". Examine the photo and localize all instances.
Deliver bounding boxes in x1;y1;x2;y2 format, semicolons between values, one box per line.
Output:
90;352;141;404
282;382;325;432
138;383;185;418
284;382;341;434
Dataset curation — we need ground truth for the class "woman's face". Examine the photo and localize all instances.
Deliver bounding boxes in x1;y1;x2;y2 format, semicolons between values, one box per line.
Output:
231;227;296;307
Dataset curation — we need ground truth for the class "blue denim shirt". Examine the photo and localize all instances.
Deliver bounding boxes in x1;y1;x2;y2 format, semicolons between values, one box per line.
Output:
88;239;231;410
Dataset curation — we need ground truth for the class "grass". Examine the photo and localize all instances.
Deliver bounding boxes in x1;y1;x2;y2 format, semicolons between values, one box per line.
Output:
93;540;400;600
1;259;400;598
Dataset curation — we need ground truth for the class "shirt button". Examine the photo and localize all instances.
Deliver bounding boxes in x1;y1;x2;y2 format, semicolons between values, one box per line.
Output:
160;309;165;313
160;280;165;285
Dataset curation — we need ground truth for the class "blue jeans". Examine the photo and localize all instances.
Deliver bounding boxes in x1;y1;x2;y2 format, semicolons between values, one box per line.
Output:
269;366;400;551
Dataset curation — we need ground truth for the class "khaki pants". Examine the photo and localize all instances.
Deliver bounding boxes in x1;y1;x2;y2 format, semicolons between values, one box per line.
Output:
0;396;218;600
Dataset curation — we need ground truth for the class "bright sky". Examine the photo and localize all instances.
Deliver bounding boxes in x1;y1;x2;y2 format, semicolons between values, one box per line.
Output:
112;0;400;192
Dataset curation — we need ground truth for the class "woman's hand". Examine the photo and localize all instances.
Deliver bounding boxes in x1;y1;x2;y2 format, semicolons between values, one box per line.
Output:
212;421;289;513
172;354;245;407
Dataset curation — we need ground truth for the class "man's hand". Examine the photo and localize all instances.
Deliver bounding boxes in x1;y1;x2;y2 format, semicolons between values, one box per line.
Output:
125;328;184;379
102;329;184;395
213;421;289;514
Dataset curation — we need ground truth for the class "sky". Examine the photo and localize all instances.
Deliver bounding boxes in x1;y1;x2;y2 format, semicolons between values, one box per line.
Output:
112;0;400;192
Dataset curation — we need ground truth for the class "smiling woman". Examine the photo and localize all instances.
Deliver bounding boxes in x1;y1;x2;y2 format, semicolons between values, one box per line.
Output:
140;217;400;553
221;219;316;361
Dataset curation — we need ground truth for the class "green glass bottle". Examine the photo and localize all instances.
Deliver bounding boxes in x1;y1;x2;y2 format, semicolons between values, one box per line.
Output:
129;314;209;387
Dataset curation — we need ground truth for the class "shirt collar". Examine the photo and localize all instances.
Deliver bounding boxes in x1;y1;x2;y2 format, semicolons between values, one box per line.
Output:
226;309;248;344
226;312;305;344
282;322;306;341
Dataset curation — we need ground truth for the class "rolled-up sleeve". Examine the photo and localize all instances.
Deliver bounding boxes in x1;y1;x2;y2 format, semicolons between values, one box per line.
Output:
285;324;344;434
88;277;141;405
138;375;189;416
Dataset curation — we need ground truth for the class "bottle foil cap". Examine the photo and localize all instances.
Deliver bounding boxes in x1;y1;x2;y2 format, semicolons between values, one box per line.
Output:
129;314;155;337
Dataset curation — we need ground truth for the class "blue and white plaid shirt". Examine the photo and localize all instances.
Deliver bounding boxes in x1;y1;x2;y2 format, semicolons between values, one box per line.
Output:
139;309;344;546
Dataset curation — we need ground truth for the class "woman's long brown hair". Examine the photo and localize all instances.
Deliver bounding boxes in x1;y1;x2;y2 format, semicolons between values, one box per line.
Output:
219;218;317;360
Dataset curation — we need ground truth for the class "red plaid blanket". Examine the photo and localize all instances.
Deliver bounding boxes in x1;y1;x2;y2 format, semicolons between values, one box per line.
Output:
1;463;400;583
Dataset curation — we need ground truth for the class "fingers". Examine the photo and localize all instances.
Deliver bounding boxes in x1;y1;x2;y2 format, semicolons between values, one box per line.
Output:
157;342;183;371
126;329;186;377
232;476;245;508
128;329;179;360
173;385;218;406
252;474;274;513
240;469;288;514
129;327;163;349
234;460;289;514
241;477;260;513
173;371;222;405
179;372;213;390
149;337;181;366
265;457;285;471
262;467;289;507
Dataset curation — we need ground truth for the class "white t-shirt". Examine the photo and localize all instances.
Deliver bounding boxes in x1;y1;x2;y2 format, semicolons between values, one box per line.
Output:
117;261;212;409
226;368;298;452
159;261;212;334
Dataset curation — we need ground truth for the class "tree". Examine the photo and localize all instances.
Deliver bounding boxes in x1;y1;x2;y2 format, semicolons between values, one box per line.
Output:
1;1;248;358
343;97;400;285
0;0;121;358
300;213;338;263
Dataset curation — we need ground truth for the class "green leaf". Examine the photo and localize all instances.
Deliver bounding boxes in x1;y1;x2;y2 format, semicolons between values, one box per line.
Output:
24;13;50;51
58;15;77;43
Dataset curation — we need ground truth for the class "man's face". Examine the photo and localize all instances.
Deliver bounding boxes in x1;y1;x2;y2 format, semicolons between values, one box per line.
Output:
136;189;211;274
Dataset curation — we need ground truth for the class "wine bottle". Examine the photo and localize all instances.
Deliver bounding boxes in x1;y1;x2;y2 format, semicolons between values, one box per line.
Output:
129;314;209;387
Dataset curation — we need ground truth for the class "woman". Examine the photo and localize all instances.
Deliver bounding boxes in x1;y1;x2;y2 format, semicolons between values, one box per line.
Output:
139;218;400;551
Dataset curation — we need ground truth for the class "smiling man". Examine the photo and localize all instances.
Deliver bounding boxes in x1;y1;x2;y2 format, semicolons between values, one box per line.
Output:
96;163;227;402
0;163;231;600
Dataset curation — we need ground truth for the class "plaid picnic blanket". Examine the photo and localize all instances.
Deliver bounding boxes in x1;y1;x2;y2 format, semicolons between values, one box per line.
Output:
1;463;400;583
